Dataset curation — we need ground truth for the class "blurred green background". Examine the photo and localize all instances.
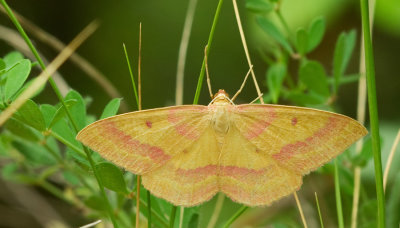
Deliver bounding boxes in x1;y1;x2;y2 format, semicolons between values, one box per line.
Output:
1;0;399;227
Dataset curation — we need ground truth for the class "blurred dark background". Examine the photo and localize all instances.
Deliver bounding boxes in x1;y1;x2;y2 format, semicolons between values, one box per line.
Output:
0;0;399;227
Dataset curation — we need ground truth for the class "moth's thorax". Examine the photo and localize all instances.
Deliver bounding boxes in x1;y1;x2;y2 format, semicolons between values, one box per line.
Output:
209;90;234;136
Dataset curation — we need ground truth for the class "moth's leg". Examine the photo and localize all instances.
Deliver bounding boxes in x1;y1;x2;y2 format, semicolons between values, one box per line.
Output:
204;45;213;99
231;65;253;101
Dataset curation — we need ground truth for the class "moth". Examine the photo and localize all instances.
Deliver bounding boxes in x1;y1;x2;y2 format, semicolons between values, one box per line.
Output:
76;89;367;207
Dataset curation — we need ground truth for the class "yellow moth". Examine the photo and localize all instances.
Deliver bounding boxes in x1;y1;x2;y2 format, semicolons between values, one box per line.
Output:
76;89;367;207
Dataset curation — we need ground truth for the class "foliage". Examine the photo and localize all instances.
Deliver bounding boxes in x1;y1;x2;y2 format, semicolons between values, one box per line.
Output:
0;0;396;227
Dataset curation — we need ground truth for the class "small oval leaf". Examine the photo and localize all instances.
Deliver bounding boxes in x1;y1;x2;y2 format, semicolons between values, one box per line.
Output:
307;17;326;52
95;162;128;194
299;61;330;97
14;99;46;131
4;59;31;101
256;16;294;54
100;98;122;119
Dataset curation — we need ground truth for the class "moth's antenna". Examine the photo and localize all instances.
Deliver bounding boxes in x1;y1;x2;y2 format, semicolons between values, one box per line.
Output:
249;93;263;104
231;65;253;101
204;45;213;99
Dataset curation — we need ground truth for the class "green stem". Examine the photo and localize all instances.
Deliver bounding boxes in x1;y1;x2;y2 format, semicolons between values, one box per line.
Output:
147;191;152;228
0;1;119;227
315;193;324;228
49;131;86;157
138;198;169;228
169;206;177;228
193;0;224;104
123;44;140;108
334;160;344;228
222;206;248;228
360;0;385;227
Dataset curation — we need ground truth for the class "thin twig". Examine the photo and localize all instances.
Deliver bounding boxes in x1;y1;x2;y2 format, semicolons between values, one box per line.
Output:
175;0;198;105
294;192;308;228
315;192;325;228
383;129;400;191
79;220;102;228
231;0;264;104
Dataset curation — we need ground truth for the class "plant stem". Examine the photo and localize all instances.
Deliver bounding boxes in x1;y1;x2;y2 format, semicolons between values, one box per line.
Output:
334;160;344;228
222;206;248;228
193;0;224;104
360;0;385;227
169;206;177;228
123;43;139;108
0;1;119;227
314;192;324;228
147;191;152;228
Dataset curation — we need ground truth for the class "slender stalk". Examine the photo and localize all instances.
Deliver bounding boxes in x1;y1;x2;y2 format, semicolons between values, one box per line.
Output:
314;192;324;228
50;131;86;157
123;43;139;108
175;0;198;105
360;0;385;227
351;1;376;226
232;0;264;104
0;1;119;227
147;191;152;228
138;198;169;228
193;0;224;104
169;206;177;228
334;160;344;228
207;193;225;228
136;177;141;228
383;129;400;191
293;192;308;228
222;206;248;228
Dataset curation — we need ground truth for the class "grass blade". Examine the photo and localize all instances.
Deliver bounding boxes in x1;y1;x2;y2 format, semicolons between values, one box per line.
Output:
334;159;344;228
360;0;385;227
193;0;224;104
315;192;324;228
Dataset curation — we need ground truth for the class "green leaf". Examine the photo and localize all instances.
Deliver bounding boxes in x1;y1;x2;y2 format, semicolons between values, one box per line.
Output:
63;170;80;185
66;149;90;170
0;58;5;71
64;90;87;130
95;162;128;194
333;30;356;92
40;104;57;128
14;99;46;131
351;137;372;167
5;118;41;142
256;16;294;54
299;61;330;97
187;213;199;228
296;28;308;55
307;17;326;52
100;98;122;119
84;195;107;211
4;59;31;101
3;51;23;67
49;99;77;128
12;78;46;100
266;63;286;103
12;140;56;166
286;90;326;106
246;0;273;13
2;163;18;180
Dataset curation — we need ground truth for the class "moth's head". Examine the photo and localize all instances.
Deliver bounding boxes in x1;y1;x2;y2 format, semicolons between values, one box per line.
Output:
210;89;233;105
